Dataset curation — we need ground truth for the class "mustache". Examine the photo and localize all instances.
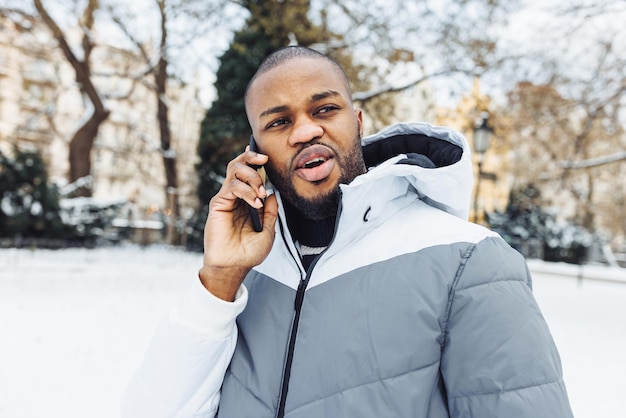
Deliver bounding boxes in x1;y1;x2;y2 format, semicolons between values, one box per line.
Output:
289;141;338;167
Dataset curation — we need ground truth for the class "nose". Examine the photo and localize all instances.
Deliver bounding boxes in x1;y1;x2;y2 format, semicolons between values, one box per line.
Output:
288;118;323;147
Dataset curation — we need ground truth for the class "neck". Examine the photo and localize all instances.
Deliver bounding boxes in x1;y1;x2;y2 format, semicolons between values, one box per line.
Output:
283;199;335;270
283;199;335;247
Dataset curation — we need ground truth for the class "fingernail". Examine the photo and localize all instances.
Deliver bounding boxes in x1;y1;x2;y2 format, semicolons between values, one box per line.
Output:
259;185;266;196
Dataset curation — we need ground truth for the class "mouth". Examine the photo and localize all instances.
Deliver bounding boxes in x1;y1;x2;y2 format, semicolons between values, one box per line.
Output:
294;145;336;183
302;157;327;169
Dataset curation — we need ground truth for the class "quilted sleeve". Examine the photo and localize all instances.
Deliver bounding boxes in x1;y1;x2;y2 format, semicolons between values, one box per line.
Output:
441;236;573;418
121;278;248;418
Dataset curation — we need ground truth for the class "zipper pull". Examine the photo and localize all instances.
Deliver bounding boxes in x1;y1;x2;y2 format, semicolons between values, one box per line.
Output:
294;279;306;310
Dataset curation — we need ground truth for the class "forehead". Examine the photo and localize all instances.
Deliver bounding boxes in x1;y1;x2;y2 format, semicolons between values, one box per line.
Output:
246;57;350;114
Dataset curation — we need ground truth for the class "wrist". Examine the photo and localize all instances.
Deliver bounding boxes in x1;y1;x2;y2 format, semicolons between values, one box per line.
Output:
198;265;250;302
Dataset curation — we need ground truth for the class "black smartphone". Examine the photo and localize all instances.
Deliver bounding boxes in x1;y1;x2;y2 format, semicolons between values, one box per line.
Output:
247;135;264;232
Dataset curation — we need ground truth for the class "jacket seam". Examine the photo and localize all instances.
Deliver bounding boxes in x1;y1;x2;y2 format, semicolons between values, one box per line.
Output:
447;377;564;400
440;240;529;350
290;358;441;413
440;242;476;350
225;370;275;413
453;276;527;292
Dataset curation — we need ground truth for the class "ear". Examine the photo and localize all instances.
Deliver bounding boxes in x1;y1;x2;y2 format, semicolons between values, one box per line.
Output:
355;108;363;137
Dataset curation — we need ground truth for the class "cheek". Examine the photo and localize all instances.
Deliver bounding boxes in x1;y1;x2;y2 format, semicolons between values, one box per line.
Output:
264;158;290;185
267;154;287;174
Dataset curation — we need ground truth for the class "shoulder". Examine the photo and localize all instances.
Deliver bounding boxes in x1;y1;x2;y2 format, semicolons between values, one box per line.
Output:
387;199;501;252
396;202;531;291
453;234;531;292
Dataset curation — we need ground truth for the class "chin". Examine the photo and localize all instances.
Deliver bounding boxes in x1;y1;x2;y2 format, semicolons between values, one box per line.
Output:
291;185;341;220
302;179;334;192
268;167;341;218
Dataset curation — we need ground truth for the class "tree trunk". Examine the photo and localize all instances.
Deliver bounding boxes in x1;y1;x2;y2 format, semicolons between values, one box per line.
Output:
156;0;180;245
68;110;109;194
159;94;180;245
34;0;109;197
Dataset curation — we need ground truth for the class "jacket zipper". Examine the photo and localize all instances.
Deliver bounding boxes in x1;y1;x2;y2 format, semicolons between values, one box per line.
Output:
275;201;343;418
276;274;309;418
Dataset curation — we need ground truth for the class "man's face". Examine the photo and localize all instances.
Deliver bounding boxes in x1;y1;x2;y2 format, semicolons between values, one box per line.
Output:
246;57;365;220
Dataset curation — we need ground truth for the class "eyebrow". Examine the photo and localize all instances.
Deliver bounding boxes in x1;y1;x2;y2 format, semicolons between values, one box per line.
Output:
259;105;289;119
310;90;340;103
258;90;342;120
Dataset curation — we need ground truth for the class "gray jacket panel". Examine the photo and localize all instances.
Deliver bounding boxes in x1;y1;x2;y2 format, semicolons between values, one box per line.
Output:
218;236;571;417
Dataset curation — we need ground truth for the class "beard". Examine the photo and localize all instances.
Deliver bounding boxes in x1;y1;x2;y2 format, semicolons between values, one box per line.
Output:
266;133;365;220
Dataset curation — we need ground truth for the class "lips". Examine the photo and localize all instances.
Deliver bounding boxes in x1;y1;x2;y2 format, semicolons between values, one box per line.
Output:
294;145;336;182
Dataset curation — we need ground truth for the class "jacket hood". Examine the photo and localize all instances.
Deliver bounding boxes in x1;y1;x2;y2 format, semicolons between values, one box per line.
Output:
357;122;474;220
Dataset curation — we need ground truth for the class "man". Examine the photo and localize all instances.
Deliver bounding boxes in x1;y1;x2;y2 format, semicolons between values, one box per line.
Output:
122;46;573;417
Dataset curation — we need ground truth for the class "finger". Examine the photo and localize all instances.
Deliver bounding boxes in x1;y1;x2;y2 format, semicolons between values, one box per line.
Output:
209;174;260;214
211;151;269;211
226;176;264;209
261;194;279;232
245;147;269;168
234;164;265;191
232;146;267;165
226;150;266;173
230;157;268;196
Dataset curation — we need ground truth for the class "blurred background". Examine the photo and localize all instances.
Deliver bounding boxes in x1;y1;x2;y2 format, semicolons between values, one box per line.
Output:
0;0;625;417
0;0;624;263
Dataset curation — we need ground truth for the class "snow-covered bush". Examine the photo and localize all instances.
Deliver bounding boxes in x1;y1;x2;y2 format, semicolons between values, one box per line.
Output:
0;146;76;241
0;146;130;247
59;197;129;242
487;184;594;264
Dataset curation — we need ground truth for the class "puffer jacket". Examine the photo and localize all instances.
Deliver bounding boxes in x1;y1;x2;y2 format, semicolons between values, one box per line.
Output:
122;122;573;418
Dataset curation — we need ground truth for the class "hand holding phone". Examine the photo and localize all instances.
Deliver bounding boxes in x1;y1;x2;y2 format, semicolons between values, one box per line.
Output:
199;136;277;301
247;135;265;232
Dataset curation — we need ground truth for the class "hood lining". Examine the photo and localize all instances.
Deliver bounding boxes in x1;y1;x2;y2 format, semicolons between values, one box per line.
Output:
362;134;463;169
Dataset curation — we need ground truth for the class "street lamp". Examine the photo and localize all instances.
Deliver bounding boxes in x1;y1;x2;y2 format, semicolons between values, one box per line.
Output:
472;112;493;223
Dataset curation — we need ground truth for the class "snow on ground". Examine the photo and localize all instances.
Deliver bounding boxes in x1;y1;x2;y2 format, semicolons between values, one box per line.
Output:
0;247;625;418
0;247;200;418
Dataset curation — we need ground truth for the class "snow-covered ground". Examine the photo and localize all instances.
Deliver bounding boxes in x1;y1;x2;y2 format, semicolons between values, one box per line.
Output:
1;247;625;418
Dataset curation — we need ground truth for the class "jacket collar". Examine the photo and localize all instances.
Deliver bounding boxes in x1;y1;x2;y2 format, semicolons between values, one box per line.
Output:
355;122;473;221
270;122;473;259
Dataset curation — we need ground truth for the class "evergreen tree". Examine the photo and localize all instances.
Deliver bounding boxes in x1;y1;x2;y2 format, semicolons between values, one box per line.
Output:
196;31;279;206
487;184;592;264
196;0;331;206
0;146;74;239
487;184;548;252
189;1;335;250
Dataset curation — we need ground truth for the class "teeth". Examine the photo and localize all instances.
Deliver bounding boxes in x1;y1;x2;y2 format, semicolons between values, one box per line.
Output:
304;158;326;168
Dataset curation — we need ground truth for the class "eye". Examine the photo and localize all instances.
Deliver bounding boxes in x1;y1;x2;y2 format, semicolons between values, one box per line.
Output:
266;118;289;129
315;105;340;115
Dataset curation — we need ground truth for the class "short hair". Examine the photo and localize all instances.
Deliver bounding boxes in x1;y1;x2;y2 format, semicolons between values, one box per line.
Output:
244;46;352;107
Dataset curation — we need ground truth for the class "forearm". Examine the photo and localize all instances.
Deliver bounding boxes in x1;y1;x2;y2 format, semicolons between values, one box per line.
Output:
121;278;248;417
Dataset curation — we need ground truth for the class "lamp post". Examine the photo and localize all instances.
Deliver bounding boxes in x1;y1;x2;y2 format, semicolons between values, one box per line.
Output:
472;112;492;223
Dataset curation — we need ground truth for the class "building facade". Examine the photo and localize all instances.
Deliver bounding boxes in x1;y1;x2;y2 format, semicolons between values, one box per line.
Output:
0;14;205;232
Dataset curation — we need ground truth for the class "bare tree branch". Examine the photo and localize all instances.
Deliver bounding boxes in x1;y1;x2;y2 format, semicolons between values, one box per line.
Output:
352;68;466;102
33;0;107;117
561;151;626;169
